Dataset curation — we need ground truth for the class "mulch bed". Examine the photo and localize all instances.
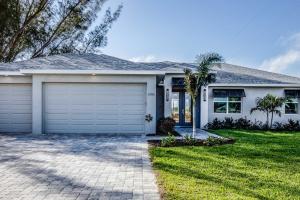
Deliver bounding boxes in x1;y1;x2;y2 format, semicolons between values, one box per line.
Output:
146;131;181;137
148;137;235;147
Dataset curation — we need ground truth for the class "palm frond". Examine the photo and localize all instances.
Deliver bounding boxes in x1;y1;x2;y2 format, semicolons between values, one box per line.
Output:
196;53;224;69
274;109;282;117
195;53;223;87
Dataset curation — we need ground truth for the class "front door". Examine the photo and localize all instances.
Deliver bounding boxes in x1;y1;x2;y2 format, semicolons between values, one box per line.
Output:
171;92;192;126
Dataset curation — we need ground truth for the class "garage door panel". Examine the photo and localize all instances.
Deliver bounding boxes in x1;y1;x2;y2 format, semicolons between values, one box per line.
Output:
94;119;119;126
46;98;69;104
10;105;32;111
46;105;69;111
0;124;31;132
11;114;32;122
67;120;94;125
121;120;145;125
94;110;119;115
46;120;67;125
94;99;119;104
0;84;32;133
0;116;31;124
69;114;94;120
44;83;146;134
120;110;145;115
121;125;145;131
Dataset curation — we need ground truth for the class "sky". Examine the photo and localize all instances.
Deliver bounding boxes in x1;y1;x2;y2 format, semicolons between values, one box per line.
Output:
98;0;300;76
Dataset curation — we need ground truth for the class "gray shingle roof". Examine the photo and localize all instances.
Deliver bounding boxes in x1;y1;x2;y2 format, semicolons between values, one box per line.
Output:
0;53;300;84
213;64;300;84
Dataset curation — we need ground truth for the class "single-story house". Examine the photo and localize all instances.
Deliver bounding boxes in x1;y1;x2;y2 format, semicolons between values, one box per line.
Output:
0;53;300;135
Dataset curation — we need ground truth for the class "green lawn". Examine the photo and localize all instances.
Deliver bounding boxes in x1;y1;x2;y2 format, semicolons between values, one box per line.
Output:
149;130;300;200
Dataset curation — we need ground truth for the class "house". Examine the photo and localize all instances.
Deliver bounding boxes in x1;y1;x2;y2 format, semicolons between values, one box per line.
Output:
0;53;300;135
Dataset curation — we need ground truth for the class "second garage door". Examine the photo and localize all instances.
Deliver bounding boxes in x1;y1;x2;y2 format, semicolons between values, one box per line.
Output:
0;84;32;133
44;83;146;134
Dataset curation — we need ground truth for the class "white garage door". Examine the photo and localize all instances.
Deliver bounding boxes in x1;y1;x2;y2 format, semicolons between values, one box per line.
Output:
44;83;146;134
0;84;32;133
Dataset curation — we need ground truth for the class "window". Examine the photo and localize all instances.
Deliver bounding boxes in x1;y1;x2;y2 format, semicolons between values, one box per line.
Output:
214;97;242;113
285;98;298;114
171;92;179;123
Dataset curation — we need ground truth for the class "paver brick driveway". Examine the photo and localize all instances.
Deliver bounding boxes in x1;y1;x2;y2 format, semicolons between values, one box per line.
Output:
0;134;160;200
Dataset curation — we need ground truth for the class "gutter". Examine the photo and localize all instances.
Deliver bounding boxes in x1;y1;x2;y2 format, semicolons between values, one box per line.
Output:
0;71;25;76
19;69;170;75
209;83;300;88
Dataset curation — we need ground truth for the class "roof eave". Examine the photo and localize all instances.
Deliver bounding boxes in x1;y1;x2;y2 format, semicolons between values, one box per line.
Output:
209;83;300;87
19;69;168;75
0;71;26;76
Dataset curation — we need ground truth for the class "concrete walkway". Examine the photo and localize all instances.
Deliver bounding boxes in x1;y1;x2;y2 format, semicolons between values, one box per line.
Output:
146;128;221;140
175;128;222;139
0;134;160;200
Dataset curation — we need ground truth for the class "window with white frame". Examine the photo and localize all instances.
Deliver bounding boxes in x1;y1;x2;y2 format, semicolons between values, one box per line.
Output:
285;98;298;114
214;97;242;114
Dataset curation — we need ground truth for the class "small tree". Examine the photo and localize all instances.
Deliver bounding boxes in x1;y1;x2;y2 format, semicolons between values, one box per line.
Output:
250;94;286;129
184;53;223;137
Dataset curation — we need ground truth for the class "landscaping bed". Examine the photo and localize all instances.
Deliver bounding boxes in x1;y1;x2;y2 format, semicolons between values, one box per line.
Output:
148;136;235;147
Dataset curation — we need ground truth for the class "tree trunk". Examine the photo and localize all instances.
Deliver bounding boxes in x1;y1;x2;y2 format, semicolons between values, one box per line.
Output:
266;112;269;129
192;103;196;138
270;112;274;129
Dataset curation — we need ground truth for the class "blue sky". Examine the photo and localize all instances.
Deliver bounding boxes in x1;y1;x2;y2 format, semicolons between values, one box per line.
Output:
99;0;300;76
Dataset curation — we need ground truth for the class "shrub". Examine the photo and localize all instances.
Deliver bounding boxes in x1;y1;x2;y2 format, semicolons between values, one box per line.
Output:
206;118;224;130
203;136;225;146
158;117;176;135
205;117;300;131
250;119;264;130
273;122;284;131
183;134;197;145
283;119;300;131
223;117;234;129
161;134;176;147
234;117;251;129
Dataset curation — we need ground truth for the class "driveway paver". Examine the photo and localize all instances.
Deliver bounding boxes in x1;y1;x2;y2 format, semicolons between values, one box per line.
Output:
0;134;160;200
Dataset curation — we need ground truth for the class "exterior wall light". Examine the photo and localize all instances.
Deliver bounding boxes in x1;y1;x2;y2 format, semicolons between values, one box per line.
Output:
203;88;207;101
166;88;169;102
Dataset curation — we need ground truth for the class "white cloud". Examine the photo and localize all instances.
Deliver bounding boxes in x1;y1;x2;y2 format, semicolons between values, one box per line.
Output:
279;32;300;48
260;32;300;73
260;50;300;73
129;55;158;62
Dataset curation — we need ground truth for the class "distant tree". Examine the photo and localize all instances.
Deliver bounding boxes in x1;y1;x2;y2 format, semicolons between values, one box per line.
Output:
0;0;122;63
184;53;223;137
250;94;286;129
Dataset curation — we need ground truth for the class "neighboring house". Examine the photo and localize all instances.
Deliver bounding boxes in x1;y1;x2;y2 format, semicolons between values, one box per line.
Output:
0;53;300;135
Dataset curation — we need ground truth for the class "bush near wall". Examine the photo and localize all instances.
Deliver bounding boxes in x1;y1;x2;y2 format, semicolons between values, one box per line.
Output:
205;117;300;131
156;117;179;135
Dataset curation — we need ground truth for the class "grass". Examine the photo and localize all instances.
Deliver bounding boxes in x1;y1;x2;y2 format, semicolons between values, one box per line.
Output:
149;130;300;200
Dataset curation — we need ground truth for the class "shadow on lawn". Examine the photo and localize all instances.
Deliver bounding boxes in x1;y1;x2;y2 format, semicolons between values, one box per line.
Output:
155;161;271;200
154;156;300;199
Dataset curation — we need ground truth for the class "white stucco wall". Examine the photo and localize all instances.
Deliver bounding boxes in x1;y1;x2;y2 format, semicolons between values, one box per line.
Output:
207;86;300;125
200;86;209;128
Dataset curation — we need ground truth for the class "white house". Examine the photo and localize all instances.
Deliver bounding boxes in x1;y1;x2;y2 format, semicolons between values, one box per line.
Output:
0;53;300;135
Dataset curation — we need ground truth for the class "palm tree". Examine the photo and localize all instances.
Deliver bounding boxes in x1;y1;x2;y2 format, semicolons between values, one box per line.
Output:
184;53;223;137
250;94;286;129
